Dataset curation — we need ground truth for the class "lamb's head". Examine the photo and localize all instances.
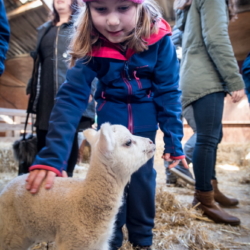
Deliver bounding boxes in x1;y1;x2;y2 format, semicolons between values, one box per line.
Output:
84;123;155;184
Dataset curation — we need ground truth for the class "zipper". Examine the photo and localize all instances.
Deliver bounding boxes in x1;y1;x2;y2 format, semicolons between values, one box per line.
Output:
128;103;133;133
54;26;61;97
133;70;142;89
124;61;131;81
122;62;134;133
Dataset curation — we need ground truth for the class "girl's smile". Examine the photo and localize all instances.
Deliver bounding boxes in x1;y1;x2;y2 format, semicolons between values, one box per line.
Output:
89;0;138;44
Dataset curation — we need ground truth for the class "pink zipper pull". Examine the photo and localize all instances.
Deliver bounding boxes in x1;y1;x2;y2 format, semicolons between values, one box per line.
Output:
147;90;151;98
133;71;140;80
101;91;106;99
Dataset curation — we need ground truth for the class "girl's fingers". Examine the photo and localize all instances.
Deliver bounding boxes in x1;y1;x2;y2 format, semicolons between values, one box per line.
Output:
45;171;56;189
30;170;47;194
181;158;189;169
62;171;68;178
168;160;180;169
26;170;39;189
161;153;171;161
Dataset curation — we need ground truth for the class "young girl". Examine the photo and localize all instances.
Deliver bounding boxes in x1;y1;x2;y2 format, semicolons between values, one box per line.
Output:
26;0;188;249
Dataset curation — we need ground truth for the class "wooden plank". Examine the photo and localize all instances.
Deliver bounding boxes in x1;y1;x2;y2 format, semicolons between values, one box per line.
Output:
0;108;27;116
0;124;31;131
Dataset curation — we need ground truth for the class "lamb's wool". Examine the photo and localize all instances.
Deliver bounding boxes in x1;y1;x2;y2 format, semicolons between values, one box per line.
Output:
0;123;155;250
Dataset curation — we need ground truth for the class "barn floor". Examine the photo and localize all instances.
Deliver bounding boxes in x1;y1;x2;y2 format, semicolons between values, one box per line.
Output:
0;136;249;250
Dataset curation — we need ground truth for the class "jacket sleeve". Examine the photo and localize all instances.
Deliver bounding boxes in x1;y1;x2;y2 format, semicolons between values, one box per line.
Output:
242;53;250;103
30;59;97;175
0;0;10;76
152;35;184;159
198;0;245;92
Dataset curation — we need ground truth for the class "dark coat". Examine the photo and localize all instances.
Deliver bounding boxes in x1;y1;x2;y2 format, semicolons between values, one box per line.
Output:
30;19;185;176
0;0;10;76
27;21;73;115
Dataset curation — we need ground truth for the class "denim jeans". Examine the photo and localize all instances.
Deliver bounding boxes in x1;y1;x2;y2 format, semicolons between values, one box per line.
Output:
110;131;157;249
192;92;224;191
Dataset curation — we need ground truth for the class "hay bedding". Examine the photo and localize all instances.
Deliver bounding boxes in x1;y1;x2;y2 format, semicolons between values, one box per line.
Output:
0;141;249;250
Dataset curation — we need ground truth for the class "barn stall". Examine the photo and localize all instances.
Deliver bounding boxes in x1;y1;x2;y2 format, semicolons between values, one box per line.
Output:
0;0;249;249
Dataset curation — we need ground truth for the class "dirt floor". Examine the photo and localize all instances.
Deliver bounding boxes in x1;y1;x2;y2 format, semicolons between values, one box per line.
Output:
0;134;249;250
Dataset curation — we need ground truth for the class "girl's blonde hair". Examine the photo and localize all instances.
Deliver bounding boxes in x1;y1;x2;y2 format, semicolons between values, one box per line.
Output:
69;0;162;66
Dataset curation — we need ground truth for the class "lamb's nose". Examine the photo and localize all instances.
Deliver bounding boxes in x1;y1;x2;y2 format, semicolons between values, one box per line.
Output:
149;140;153;144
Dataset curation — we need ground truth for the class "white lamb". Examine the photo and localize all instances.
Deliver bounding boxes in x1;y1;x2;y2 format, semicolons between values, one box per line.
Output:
0;123;155;250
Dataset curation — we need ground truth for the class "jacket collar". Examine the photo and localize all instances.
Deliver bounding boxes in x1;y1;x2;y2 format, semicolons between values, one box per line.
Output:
92;18;172;61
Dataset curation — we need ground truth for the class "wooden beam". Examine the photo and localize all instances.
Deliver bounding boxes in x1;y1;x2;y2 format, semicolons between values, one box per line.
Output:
7;0;43;20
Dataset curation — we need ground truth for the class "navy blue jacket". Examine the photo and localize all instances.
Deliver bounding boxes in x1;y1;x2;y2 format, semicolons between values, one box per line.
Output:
30;19;185;176
0;0;10;75
242;53;250;103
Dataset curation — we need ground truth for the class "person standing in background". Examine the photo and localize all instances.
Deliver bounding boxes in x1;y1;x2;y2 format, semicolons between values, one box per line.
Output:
175;0;245;226
26;0;79;177
0;0;10;76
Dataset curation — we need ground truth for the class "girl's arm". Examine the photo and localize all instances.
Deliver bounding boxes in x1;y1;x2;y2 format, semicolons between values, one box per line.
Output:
26;59;97;193
152;35;184;160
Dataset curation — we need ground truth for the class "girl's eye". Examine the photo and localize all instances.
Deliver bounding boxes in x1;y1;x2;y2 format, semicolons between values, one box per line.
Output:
95;7;107;12
118;6;130;12
125;139;132;147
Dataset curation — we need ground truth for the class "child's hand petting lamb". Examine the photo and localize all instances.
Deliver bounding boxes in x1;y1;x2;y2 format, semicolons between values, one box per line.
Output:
0;123;155;250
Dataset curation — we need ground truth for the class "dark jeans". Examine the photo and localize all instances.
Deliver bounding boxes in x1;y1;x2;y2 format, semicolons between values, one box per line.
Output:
110;131;157;249
36;129;78;177
192;92;224;191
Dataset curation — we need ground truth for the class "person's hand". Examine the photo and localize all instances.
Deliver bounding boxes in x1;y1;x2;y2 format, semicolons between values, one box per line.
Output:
230;89;245;103
26;169;68;194
162;153;189;169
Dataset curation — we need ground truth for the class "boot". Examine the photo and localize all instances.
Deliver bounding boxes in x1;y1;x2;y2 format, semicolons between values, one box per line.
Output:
212;179;239;207
192;190;240;226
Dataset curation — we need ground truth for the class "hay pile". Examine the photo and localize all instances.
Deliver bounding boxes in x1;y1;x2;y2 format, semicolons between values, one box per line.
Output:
216;143;250;167
0;143;17;173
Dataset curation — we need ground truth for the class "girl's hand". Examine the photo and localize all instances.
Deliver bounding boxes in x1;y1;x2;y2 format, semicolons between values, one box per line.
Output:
26;170;68;194
231;89;245;103
162;153;189;169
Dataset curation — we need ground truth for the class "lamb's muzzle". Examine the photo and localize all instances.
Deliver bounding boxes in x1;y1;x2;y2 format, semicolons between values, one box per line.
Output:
0;123;155;250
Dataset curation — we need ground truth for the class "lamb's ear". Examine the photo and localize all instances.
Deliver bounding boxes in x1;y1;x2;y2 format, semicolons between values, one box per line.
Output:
99;123;115;153
83;128;97;145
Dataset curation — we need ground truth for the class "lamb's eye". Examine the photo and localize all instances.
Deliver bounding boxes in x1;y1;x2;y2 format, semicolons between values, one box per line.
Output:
125;139;132;147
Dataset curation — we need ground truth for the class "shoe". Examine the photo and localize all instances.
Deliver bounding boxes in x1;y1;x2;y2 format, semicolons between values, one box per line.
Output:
169;164;195;185
166;167;177;184
192;190;240;226
212;179;239;207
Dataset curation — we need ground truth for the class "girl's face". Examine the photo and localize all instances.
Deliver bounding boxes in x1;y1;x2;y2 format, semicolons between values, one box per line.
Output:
54;0;72;15
89;0;138;44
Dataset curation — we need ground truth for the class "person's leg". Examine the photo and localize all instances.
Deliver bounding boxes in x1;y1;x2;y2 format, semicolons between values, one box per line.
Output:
192;92;240;225
67;132;79;177
211;127;239;206
126;131;156;248
192;92;224;191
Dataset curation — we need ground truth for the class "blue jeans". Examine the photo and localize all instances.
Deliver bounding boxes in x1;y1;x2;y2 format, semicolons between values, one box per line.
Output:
192;92;224;191
110;131;157;249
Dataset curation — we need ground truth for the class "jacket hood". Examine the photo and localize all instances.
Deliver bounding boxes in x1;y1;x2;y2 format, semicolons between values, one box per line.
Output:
92;18;172;60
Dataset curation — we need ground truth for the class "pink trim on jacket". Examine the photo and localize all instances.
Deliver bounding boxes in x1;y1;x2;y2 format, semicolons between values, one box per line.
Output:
91;19;172;60
170;155;185;160
29;165;63;177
